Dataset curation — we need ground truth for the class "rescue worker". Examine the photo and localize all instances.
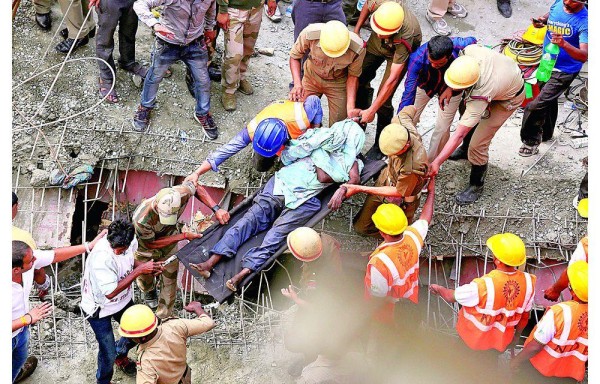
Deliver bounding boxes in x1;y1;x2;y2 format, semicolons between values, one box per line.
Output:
132;181;230;318
427;45;526;205
429;233;537;353
341;106;428;234
289;20;366;126
511;260;588;383
118;302;216;384
544;234;587;302
353;1;422;160
364;179;436;324
185;96;323;180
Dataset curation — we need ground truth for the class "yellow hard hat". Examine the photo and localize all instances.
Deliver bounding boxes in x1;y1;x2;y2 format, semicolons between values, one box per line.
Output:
372;203;408;236
522;24;548;46
567;260;588;302
287;227;323;262
379;123;410;156
486;233;526;266
118;304;158;338
577;198;588;218
444;55;480;90
371;2;404;36
320;21;351;58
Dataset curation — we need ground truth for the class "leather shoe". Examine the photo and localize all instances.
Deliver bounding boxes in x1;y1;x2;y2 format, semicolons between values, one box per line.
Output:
448;146;468;161
61;27;95;40
35;13;51;31
497;0;512;18
55;36;89;54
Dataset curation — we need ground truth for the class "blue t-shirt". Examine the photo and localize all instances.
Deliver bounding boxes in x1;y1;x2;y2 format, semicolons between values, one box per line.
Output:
545;0;588;73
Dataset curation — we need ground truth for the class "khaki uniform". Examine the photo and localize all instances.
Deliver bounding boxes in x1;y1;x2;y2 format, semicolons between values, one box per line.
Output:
132;181;196;319
427;0;458;20
353;108;428;236
221;6;262;94
34;0;95;39
136;315;215;384
290;23;366;125
458;45;525;165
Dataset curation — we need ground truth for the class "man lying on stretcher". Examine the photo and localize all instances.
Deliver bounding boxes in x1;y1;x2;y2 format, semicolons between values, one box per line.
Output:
189;119;365;292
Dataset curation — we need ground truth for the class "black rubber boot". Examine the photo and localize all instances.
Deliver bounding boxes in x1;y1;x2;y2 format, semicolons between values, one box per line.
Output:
497;0;512;18
455;163;488;205
448;128;474;160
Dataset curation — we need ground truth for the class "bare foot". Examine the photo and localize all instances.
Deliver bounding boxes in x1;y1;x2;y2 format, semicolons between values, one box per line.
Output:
190;263;211;279
225;279;237;292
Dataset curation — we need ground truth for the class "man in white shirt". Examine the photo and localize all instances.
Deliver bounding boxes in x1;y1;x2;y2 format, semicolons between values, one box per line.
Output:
81;220;164;384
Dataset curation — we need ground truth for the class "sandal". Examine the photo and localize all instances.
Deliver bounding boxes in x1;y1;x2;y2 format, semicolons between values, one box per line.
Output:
518;144;539;157
98;78;119;103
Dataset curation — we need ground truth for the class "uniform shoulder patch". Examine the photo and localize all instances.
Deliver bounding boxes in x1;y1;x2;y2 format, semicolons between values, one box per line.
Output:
348;33;365;54
305;25;323;41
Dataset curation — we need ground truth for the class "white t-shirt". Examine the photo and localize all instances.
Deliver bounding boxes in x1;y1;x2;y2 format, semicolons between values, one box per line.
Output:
80;237;138;318
532;308;556;344
12;250;55;337
569;240;587;265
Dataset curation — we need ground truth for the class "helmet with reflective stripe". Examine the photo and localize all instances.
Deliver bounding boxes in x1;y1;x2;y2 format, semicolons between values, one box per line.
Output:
252;118;289;158
567;260;588;302
486;233;526;267
118;304;158;338
444;55;480;90
287;227;322;262
371;2;404;36
372;203;408;236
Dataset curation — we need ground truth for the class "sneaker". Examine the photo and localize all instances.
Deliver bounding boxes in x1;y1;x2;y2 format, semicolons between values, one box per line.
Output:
238;79;254;95
221;92;236;111
115;356;137;377
142;288;158;309
264;4;282;22
426;13;451;36
14;356;38;383
195;113;219;140
133;105;152;132
447;2;468;17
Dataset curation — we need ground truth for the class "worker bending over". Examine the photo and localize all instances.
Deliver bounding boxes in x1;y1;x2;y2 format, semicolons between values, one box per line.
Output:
511;261;588;383
118;302;215;384
428;45;525;205
191;120;365;292
544;235;587;302
186;96;323;179
343;106;428;235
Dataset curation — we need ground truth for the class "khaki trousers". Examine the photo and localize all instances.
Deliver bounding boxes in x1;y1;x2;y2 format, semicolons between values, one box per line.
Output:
427;0;455;19
34;0;95;38
467;92;525;165
302;65;348;125
412;87;462;163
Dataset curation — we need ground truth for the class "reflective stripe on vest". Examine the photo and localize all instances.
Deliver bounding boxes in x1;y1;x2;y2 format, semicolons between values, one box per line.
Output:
527;301;588;381
456;270;536;351
246;100;310;140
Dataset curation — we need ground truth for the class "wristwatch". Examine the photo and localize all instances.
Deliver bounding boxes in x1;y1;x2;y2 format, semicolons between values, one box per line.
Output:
211;205;220;213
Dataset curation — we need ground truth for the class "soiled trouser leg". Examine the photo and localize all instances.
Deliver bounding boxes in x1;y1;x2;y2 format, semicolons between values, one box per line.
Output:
155;256;178;319
427;0;451;20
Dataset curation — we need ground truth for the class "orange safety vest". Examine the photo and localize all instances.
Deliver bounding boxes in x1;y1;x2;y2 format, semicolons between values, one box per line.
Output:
526;301;588;381
456;269;537;352
364;227;424;322
247;100;311;141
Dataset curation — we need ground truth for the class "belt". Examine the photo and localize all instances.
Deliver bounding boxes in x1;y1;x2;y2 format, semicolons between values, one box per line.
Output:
515;82;525;97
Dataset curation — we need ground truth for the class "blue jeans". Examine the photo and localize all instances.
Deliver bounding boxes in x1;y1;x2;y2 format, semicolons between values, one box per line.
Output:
141;37;211;116
211;177;321;270
12;327;29;383
87;300;136;384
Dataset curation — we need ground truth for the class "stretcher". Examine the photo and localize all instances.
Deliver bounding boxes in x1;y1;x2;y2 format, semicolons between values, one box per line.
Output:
176;158;386;303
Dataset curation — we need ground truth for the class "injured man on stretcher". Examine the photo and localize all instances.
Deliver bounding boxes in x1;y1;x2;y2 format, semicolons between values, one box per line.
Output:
190;119;365;292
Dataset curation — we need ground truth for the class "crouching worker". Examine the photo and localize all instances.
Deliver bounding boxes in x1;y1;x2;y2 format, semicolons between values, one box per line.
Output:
80;220;165;383
342;106;428;236
191;119;365;292
511;261;588;383
185;96;323;180
118;302;216;384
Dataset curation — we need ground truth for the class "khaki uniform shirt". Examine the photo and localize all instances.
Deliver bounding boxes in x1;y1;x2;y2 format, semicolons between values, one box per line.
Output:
459;44;524;128
376;108;428;197
364;0;403;11
132;181;196;260
136;315;215;384
290;23;366;81
365;3;421;64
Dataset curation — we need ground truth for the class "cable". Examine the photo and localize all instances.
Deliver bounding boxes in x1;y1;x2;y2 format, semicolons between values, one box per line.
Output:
500;38;543;66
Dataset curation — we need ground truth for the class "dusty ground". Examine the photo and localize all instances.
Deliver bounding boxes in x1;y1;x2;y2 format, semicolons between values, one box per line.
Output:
13;0;588;382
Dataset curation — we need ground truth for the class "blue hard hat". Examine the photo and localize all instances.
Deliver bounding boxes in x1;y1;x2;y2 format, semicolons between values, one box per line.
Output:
252;118;289;158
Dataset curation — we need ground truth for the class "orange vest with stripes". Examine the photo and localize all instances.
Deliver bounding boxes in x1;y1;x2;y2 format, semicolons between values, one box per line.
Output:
247;100;310;141
456;270;537;352
526;301;588;381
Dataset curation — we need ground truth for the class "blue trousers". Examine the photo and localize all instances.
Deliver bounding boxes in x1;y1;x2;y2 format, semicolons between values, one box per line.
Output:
12;327;29;383
211;177;321;271
291;0;346;40
87;300;136;384
141;37;211;116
